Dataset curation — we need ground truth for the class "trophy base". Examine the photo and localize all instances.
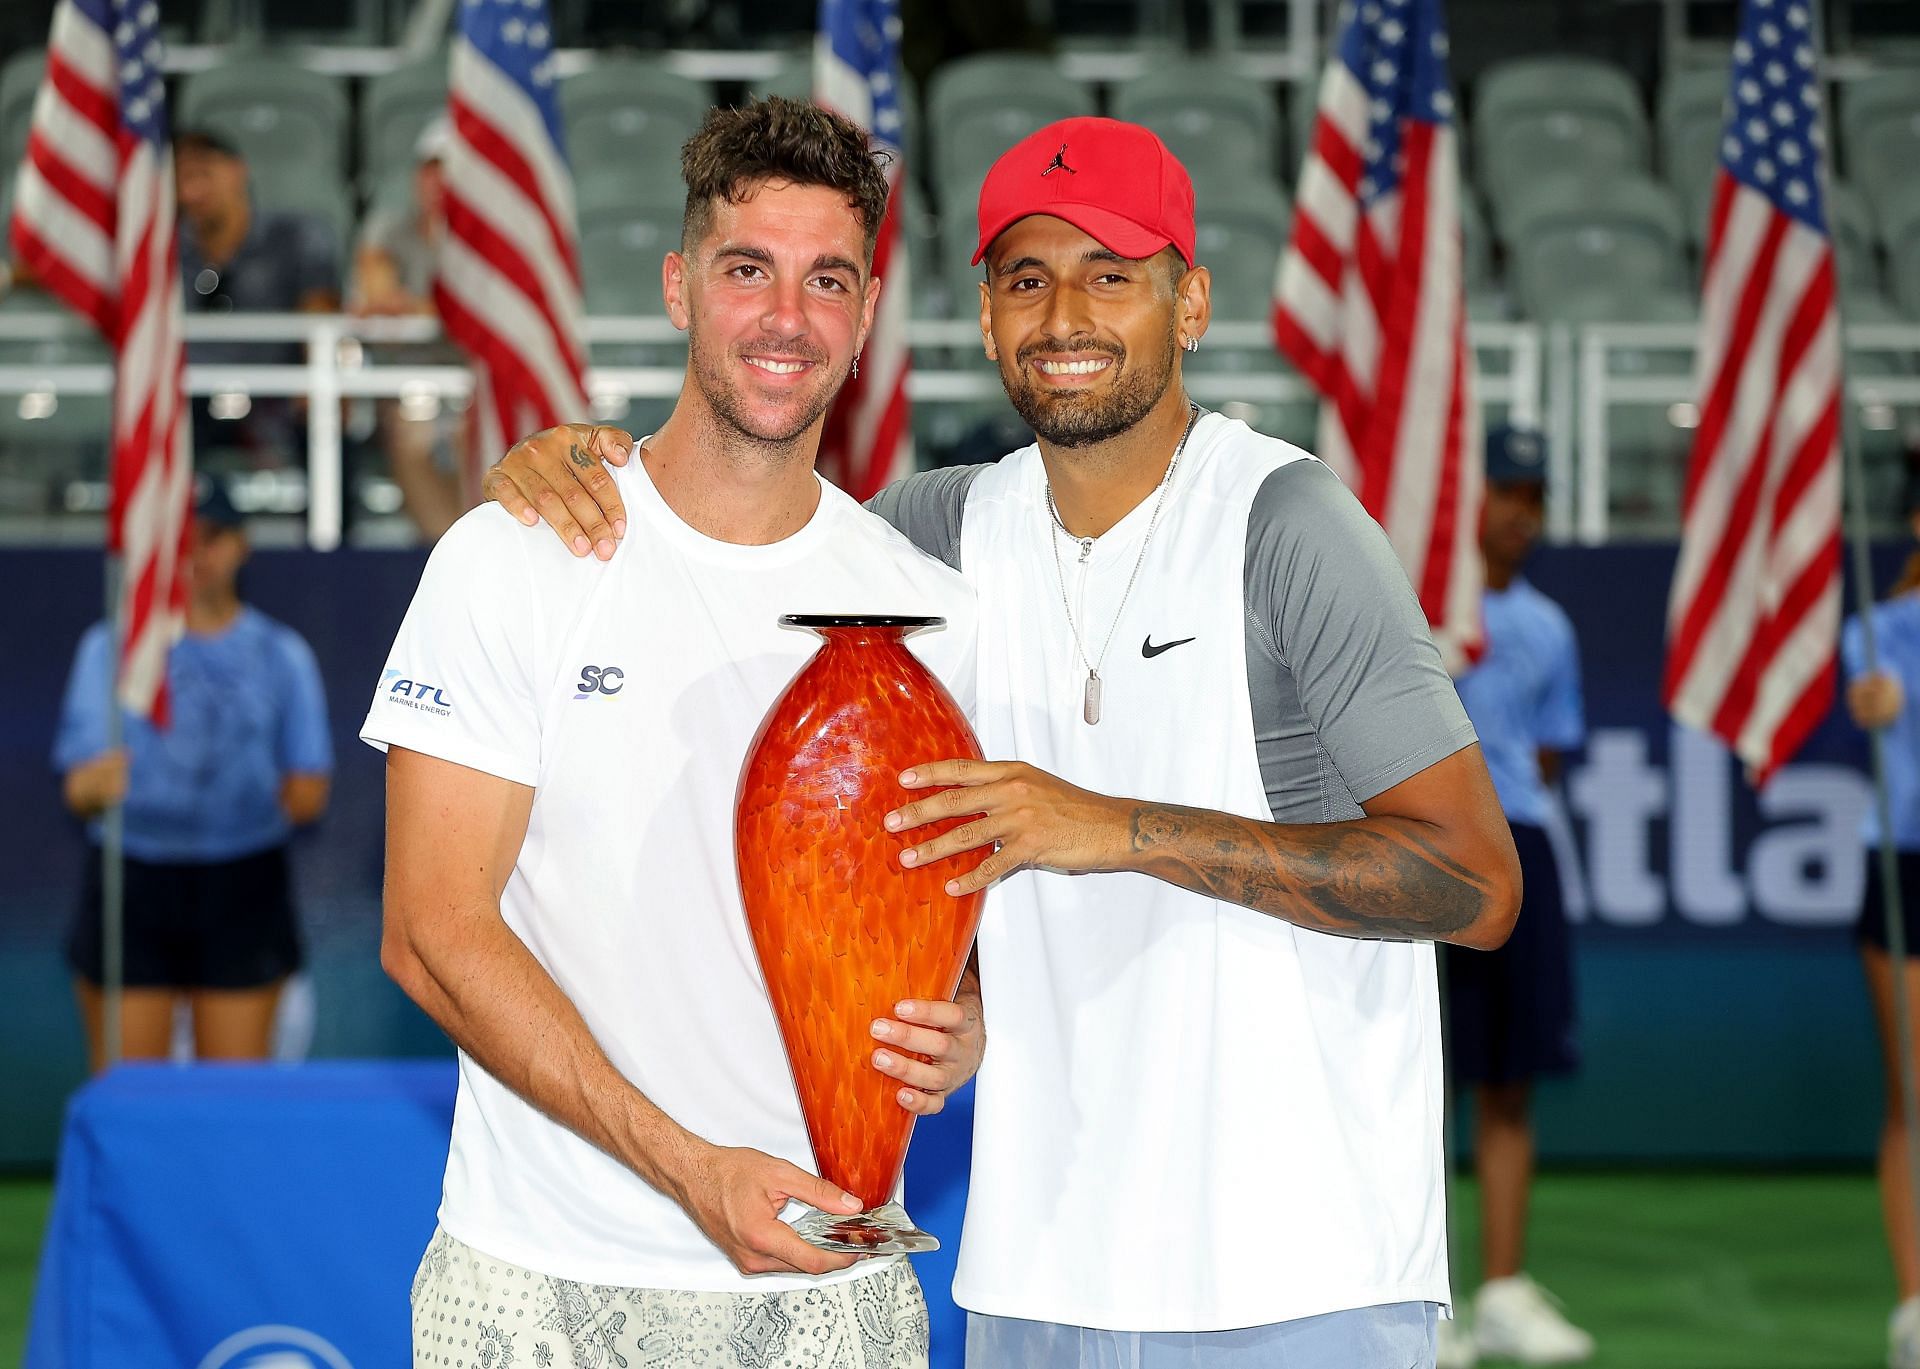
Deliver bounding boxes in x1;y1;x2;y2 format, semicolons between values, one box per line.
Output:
794;1201;940;1254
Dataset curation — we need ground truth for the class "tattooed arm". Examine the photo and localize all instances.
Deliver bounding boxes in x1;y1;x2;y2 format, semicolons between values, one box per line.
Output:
1120;746;1517;946
886;745;1520;949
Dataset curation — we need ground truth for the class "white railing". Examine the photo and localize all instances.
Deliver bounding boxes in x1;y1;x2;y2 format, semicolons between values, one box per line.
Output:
1570;321;1920;544
0;312;1545;550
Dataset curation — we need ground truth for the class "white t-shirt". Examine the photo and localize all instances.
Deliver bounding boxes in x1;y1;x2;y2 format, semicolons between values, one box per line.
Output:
873;414;1474;1331
359;456;977;1292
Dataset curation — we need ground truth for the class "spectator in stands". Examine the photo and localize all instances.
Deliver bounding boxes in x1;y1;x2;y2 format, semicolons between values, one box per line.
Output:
173;128;341;471
350;117;470;542
1844;466;1920;1369
1437;426;1593;1369
53;478;332;1070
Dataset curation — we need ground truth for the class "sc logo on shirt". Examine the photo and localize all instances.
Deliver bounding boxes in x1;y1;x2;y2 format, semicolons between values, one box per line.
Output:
574;665;625;699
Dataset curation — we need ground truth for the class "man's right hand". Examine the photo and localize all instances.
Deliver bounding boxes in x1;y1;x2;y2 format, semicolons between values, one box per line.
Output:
1850;672;1906;730
64;748;129;818
482;423;633;561
665;1139;869;1277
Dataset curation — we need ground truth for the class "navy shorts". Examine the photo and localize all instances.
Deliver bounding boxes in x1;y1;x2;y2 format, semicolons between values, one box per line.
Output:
1856;848;1920;955
1443;822;1579;1086
68;844;302;990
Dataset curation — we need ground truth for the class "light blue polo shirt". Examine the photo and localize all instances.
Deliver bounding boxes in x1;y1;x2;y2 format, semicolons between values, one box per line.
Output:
1455;578;1585;829
1844;594;1920;851
52;607;333;863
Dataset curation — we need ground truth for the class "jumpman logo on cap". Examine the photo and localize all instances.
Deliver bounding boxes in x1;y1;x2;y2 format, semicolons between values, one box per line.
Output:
1042;144;1075;176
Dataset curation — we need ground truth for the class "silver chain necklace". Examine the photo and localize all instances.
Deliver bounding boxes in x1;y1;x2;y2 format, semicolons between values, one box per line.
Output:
1046;402;1201;725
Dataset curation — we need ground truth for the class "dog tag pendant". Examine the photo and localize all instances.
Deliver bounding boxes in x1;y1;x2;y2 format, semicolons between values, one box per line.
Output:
1083;671;1102;725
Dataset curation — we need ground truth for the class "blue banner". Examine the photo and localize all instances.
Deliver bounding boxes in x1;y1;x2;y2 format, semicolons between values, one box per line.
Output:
0;543;1908;1166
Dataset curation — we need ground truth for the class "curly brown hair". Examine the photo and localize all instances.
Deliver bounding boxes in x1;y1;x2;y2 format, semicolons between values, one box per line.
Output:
679;96;893;265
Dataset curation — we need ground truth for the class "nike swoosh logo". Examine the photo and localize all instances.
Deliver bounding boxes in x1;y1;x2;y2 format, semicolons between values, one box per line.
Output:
1142;635;1197;659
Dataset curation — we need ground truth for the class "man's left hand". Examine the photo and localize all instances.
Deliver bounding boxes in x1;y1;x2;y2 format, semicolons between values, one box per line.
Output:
885;759;1128;896
870;978;984;1116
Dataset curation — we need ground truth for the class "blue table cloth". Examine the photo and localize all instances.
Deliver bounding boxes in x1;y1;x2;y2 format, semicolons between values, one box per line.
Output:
27;1061;976;1368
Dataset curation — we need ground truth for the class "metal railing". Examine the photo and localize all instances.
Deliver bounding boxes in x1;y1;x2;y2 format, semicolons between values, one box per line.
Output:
0;311;1546;549
1570;320;1920;543
18;311;1920;550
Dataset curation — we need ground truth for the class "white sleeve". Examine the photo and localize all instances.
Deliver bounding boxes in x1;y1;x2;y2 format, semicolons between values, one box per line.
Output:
359;508;542;786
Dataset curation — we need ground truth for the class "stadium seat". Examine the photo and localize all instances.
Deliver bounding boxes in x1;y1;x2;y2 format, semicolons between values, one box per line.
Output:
250;164;353;267
360;58;449;196
561;59;712;194
1501;173;1687;322
1473;58;1651;221
0;49;43;177
1462;191;1494;294
577;178;680;318
1841;290;1920;525
926;54;1095;192
1879;177;1920;317
0;288;112;499
1569;289;1697;535
179;57;350;179
204;0;384;45
1192;182;1291;321
1828;181;1883;302
1841;70;1920;221
1186;347;1317;450
1111;65;1283;189
1659;65;1729;233
747;49;812;104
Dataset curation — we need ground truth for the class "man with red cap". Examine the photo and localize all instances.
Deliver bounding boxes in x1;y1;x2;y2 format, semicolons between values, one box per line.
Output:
487;117;1519;1369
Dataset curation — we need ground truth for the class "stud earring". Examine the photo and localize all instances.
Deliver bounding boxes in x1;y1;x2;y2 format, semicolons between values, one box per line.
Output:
1182;336;1199;353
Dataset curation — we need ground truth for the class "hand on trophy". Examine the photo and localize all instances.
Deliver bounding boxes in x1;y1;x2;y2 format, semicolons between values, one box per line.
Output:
871;967;985;1117
887;759;1129;896
482;421;633;561
664;1139;868;1277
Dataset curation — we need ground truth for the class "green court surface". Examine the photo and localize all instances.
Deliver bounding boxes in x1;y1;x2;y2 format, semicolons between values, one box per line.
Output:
0;1171;1895;1367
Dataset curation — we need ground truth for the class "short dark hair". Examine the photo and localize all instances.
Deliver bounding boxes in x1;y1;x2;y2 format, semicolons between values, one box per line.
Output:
680;97;892;265
173;128;243;161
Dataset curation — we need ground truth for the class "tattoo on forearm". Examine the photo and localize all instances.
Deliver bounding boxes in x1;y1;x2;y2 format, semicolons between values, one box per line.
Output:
1127;805;1493;940
568;441;591;470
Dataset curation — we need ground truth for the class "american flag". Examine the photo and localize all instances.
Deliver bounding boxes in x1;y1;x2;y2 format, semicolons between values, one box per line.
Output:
814;0;913;500
9;0;192;721
435;0;588;484
1273;0;1482;672
1663;0;1840;783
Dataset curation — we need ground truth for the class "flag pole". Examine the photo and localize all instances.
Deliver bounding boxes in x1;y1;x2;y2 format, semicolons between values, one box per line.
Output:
100;551;125;1068
1807;0;1920;1266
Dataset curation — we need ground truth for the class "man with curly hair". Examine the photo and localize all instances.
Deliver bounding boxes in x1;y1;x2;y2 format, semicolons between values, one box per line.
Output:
365;100;983;1368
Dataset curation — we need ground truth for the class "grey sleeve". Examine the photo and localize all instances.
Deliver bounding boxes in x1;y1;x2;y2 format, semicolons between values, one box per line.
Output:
862;464;990;571
1245;461;1477;803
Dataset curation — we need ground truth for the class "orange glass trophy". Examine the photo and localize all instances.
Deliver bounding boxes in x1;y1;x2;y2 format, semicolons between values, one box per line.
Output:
735;615;985;1253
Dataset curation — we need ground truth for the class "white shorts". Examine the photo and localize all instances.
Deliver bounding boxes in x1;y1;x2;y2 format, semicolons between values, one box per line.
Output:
966;1302;1440;1369
409;1225;930;1368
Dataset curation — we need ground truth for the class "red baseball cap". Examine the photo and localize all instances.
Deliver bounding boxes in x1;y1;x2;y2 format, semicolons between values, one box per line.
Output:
971;117;1196;268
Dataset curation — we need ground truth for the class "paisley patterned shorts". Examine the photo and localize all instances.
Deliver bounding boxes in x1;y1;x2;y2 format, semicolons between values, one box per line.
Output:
409;1226;930;1369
